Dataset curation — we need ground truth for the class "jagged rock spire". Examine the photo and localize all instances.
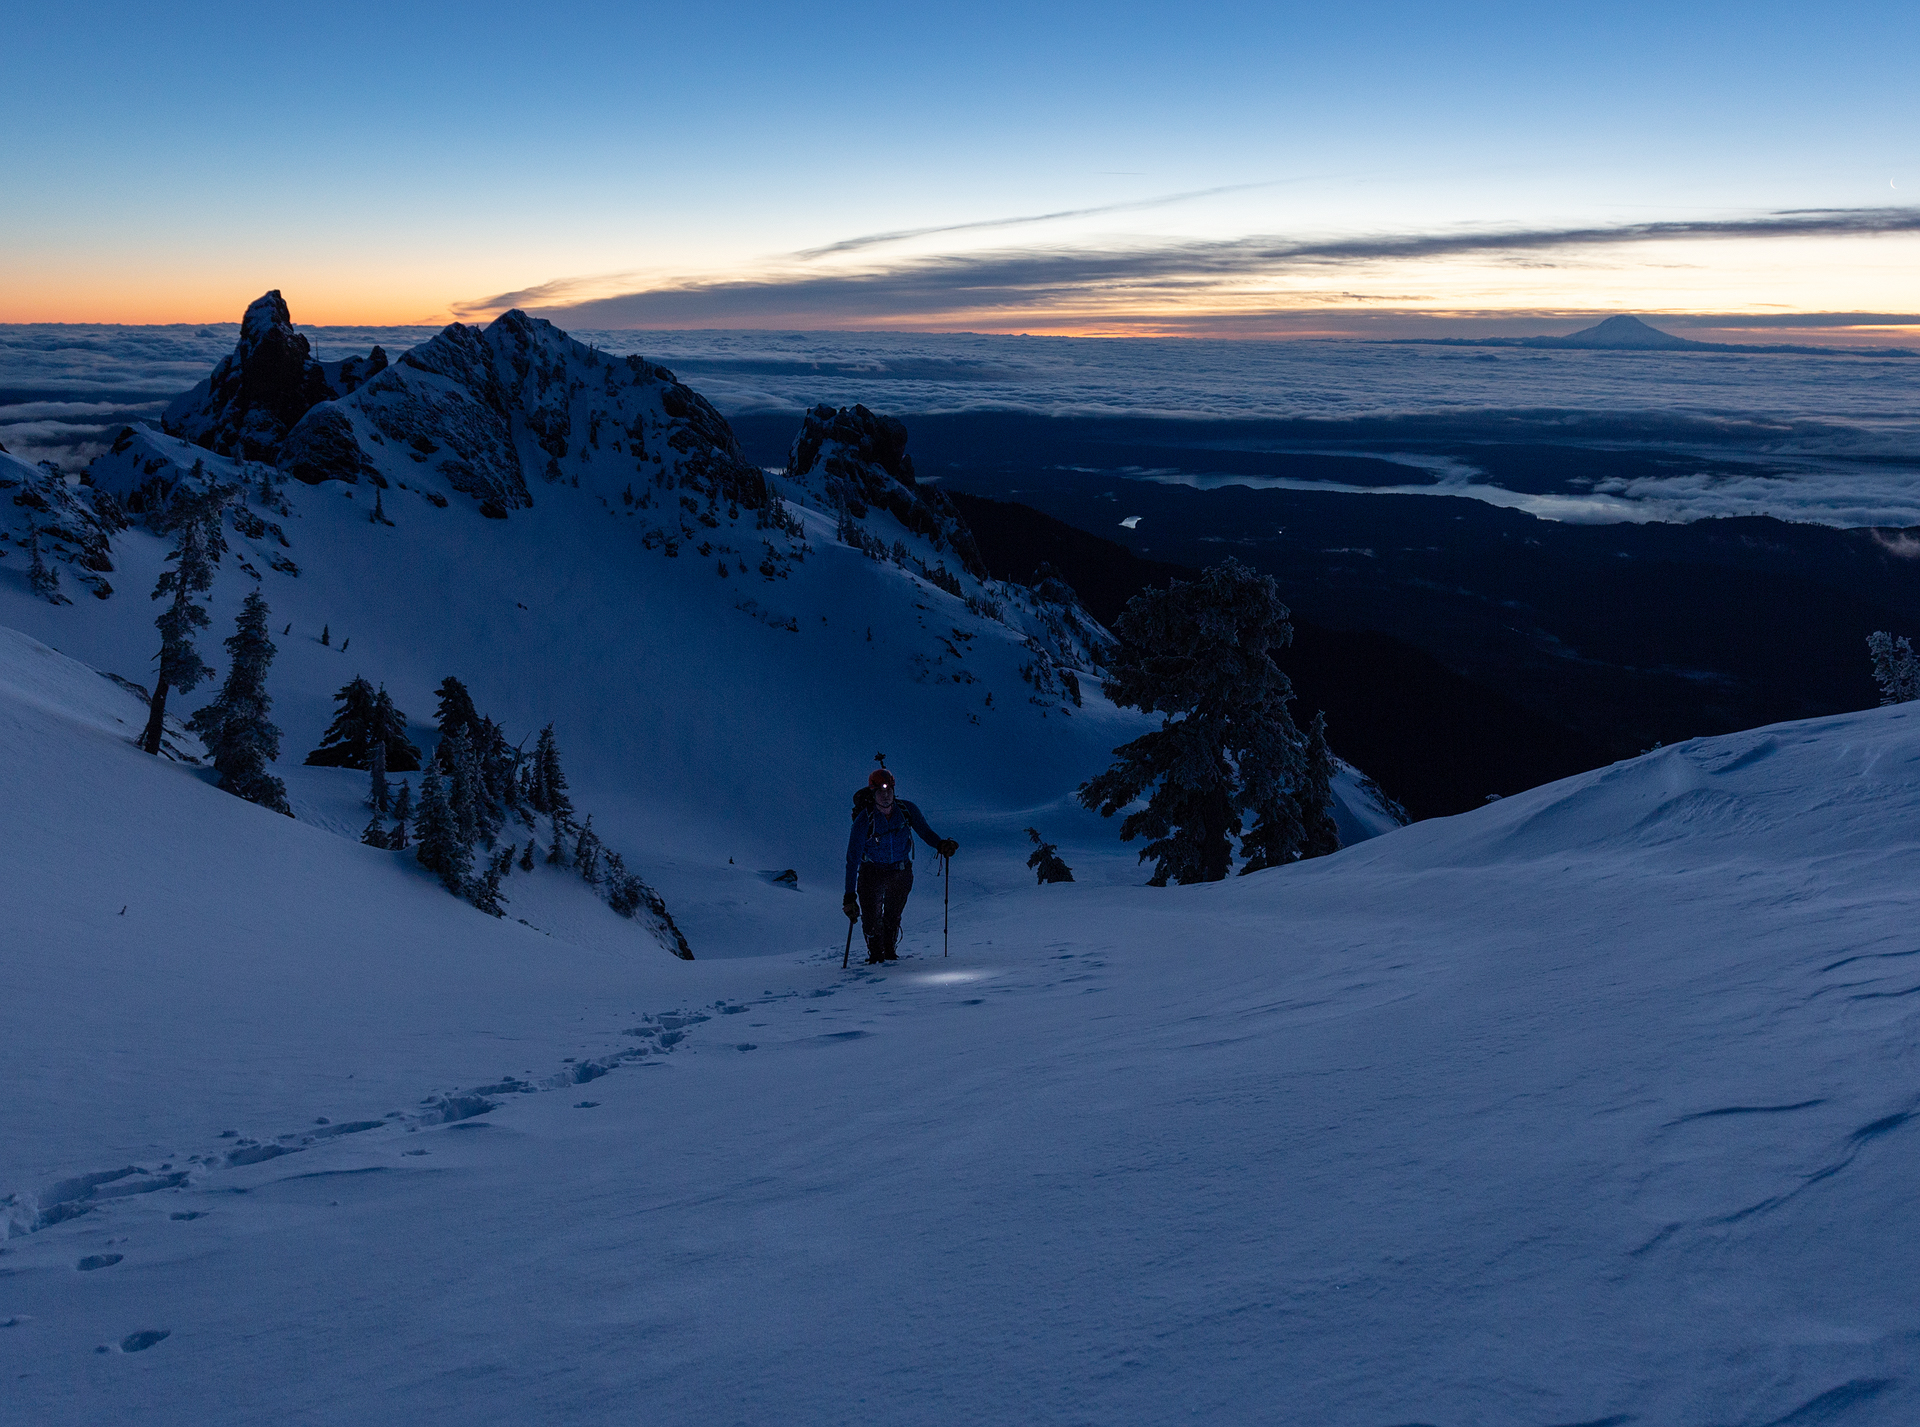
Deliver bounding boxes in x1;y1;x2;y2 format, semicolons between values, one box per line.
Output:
163;291;339;462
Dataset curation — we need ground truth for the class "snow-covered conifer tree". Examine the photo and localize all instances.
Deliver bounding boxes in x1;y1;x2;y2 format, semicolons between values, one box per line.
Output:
389;780;413;850
1079;559;1303;884
437;725;481;848
1867;631;1920;705
140;517;217;755
368;737;389;814
573;814;601;884
473;716;518;833
469;849;509;917
518;840;536;873
307;680;420;770
360;816;389;849
1294;711;1341;861
186;590;291;814
27;531;63;603
370;686;420;771
1024;828;1075;884
527;725;554;814
413;764;470;894
529;724;573;818
308;677;375;766
434;676;480;742
546;813;569;866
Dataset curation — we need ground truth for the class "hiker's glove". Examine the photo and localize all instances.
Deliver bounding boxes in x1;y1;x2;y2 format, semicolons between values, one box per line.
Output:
843;895;859;921
937;839;959;858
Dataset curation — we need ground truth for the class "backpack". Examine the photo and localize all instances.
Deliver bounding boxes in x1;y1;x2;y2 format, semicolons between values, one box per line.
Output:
850;788;914;864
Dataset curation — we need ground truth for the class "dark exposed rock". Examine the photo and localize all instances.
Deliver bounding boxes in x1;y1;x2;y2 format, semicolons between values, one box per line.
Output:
162;291;341;461
787;404;986;578
280;406;375;486
330;345;389;394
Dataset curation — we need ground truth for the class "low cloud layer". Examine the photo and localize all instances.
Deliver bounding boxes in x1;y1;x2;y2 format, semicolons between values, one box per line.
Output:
459;206;1920;331
5;317;1917;528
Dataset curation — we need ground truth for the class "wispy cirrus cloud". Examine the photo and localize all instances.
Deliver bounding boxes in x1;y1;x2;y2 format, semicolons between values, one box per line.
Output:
789;180;1302;259
454;205;1920;331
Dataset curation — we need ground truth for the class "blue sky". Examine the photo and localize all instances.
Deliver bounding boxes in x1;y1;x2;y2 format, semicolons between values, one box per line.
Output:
4;0;1916;334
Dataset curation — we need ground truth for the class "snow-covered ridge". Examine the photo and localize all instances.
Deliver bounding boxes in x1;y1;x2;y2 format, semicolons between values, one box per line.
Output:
89;294;1118;684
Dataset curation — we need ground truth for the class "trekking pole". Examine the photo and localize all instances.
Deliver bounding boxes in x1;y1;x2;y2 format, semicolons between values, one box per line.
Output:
943;854;950;958
842;913;855;970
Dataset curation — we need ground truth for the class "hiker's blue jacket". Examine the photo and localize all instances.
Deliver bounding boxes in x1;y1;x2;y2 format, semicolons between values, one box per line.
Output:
846;798;944;897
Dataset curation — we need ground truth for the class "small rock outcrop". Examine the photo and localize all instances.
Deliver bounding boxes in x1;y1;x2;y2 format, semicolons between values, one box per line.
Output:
786;404;986;579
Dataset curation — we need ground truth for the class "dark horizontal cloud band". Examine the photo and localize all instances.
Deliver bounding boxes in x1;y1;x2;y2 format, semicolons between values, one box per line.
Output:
454;206;1920;329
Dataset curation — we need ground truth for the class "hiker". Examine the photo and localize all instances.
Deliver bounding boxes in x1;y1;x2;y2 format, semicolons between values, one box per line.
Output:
844;768;957;963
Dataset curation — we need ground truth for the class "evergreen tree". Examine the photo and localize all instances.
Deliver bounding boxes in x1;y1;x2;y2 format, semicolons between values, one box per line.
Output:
1024;827;1075;884
321;624;330;646
1079;559;1304;884
528;723;573;817
141;518;217;755
361;816;390;849
573;814;601;884
603;850;643;916
413;764;470;894
307;678;420;769
389;780;413;850
546;813;569;866
187;590;291;814
437;724;481;847
27;531;62;603
470;855;506;917
370;686;420;770
434;676;481;742
307;677;375;766
473;716;518;833
368;736;389;814
1867;631;1920;704
518;839;536;872
1291;711;1341;862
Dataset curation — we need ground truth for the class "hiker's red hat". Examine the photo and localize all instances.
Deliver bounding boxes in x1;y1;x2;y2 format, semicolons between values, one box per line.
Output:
868;768;896;789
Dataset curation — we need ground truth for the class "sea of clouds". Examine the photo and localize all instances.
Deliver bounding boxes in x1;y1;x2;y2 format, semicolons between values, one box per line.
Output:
4;323;1917;526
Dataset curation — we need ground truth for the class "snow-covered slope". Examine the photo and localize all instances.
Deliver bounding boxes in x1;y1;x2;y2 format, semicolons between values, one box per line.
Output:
3;611;1917;1422
8;298;1393;960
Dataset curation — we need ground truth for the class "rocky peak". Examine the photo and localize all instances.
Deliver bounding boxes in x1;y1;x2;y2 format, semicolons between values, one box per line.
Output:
162;290;340;462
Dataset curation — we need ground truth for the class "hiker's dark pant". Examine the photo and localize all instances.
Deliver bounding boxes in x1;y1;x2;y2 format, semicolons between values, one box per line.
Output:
857;862;913;961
